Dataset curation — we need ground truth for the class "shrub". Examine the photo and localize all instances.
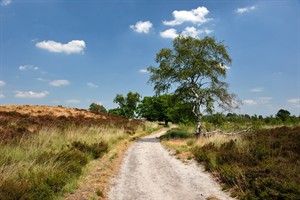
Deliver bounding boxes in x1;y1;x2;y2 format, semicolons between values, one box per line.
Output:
160;128;193;140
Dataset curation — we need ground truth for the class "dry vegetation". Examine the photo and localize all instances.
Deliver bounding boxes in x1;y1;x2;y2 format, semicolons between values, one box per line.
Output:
0;105;160;200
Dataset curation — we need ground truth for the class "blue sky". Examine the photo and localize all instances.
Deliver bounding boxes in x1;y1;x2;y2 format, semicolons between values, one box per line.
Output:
0;0;299;116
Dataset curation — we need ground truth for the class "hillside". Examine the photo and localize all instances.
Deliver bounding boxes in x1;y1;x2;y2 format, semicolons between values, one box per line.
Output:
0;105;139;141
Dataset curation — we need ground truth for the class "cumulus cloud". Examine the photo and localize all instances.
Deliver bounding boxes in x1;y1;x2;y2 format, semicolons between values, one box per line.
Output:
235;5;256;14
36;40;86;54
160;28;179;39
19;65;39;71
130;21;153;34
0;93;5;98
15;91;49;98
1;0;11;6
250;87;264;92
243;99;257;106
139;69;149;74
87;82;98;88
182;26;213;38
0;80;6;87
163;6;212;26
160;27;213;39
66;99;81;104
49;80;70;87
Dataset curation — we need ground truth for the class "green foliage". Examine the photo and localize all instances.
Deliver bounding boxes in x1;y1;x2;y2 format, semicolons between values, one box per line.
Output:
160;128;193;140
138;94;196;125
276;109;291;122
89;103;107;114
191;126;300;199
113;91;141;118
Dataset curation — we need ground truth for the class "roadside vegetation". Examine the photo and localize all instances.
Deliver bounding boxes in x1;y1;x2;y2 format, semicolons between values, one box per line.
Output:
0;106;159;200
160;116;300;200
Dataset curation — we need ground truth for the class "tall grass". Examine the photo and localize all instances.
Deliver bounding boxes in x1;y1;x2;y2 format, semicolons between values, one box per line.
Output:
0;122;158;199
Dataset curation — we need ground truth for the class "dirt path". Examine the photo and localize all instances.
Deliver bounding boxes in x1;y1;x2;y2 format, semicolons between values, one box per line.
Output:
108;129;234;200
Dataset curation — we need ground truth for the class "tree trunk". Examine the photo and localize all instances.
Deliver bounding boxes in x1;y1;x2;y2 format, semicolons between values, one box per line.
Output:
195;115;202;138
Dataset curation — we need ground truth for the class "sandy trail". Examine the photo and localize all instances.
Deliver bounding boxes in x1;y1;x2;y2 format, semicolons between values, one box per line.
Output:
108;129;234;200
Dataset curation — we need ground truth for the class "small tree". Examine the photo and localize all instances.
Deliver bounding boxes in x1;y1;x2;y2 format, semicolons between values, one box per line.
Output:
148;36;238;137
113;91;141;118
276;109;291;122
89;103;107;114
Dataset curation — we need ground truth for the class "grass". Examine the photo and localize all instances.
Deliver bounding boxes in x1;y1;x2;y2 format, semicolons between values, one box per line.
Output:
0;117;160;199
161;125;300;199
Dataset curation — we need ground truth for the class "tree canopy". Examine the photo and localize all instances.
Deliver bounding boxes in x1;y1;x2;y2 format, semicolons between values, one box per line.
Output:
112;91;141;118
148;36;238;137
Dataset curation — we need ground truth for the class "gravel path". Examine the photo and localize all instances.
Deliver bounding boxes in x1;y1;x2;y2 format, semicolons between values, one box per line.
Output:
108;129;234;200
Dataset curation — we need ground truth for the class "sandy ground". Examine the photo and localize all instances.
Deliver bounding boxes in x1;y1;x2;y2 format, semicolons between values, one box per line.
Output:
108;129;234;200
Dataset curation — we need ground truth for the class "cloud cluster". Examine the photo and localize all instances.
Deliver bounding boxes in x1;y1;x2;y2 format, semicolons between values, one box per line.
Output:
0;93;5;99
19;65;39;71
130;21;153;34
235;5;256;14
1;0;11;6
15;91;49;98
163;6;212;26
49;80;70;87
36;40;86;54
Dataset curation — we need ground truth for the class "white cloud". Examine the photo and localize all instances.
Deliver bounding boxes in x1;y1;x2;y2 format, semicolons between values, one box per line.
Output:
0;93;5;99
87;82;98;88
243;99;257;106
288;98;300;104
160;28;179;39
250;87;264;92
15;91;49;98
130;21;153;34
19;65;39;71
66;99;81;104
160;27;213;39
182;26;213;38
49;80;70;87
36;40;86;54
163;6;212;26
0;80;6;87
288;98;300;108
257;97;272;104
235;5;256;14
37;78;49;82
1;0;11;6
139;69;149;74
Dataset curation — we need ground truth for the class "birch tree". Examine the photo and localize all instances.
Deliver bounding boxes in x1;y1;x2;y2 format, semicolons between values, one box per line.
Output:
148;36;238;137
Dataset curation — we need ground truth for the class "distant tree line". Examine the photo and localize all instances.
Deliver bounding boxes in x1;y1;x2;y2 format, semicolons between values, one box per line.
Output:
89;93;299;127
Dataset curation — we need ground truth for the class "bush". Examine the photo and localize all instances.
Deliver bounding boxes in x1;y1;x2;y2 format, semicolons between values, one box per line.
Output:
160;128;193;140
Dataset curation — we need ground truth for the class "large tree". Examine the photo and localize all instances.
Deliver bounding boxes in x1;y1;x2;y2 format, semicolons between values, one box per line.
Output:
148;36;238;137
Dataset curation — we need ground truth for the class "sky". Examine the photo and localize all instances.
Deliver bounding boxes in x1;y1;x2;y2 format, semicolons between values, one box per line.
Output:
0;0;299;116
